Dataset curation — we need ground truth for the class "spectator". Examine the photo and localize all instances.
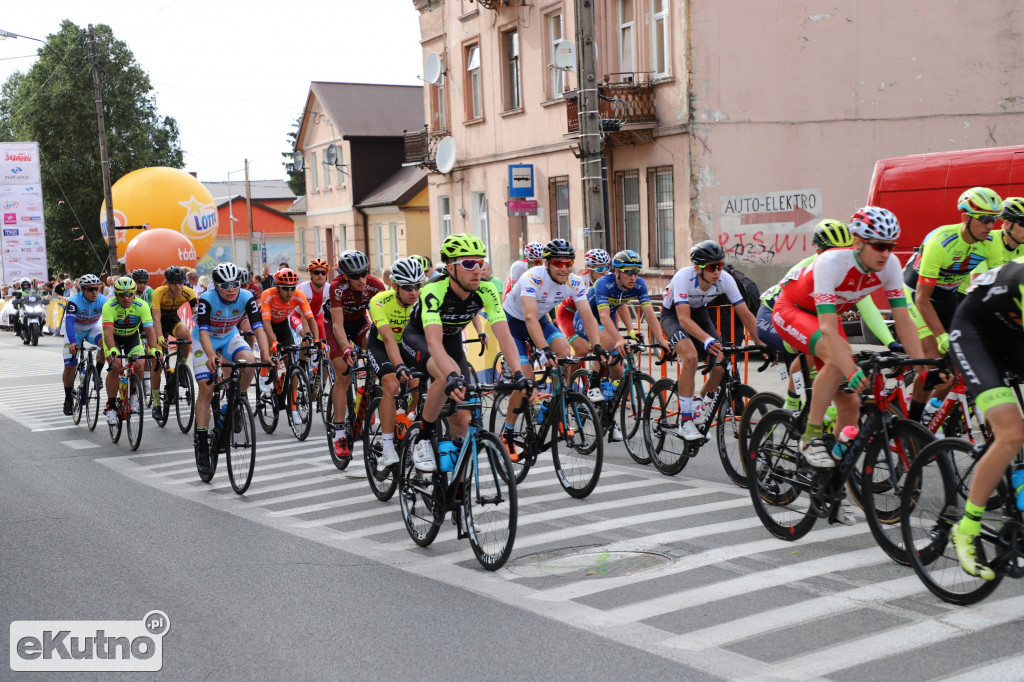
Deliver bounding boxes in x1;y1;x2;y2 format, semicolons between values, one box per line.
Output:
279;261;289;269
186;269;200;291
382;268;392;288
197;275;210;294
260;266;274;291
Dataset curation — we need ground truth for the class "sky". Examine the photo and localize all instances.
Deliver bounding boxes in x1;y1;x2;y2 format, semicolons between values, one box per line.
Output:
0;0;424;184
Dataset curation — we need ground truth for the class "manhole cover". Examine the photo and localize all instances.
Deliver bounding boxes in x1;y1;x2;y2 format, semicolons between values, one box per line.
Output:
508;549;672;579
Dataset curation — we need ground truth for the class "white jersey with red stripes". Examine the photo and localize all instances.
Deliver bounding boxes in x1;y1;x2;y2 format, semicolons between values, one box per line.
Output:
778;247;905;314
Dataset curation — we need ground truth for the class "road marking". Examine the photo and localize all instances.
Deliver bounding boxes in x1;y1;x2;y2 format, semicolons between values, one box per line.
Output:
62;439;101;450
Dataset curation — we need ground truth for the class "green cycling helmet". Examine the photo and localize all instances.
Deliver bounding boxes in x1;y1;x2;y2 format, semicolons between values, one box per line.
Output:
812;219;853;250
113;276;136;295
440;233;487;261
957;187;1002;216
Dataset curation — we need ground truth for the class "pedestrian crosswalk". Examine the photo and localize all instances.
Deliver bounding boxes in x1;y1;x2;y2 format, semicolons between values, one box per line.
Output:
6;334;1023;680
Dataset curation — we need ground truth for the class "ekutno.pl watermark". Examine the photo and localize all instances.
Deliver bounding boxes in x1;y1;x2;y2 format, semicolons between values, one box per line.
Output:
10;611;169;672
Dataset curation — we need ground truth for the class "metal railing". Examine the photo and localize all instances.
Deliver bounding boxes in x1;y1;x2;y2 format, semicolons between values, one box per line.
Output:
565;79;657;134
403;126;449;168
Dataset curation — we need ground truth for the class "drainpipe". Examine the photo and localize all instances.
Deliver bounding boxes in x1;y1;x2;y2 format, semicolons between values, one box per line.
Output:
684;0;703;243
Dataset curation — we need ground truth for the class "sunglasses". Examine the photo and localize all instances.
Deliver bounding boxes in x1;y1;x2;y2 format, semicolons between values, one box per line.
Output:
617;268;640;276
278;285;296;292
864;241;896;253
83;287;100;293
591;264;610;273
549;259;574;268
700;262;724;272
310;269;328;276
348;271;368;280
456;258;485;271
974;215;998;225
217;281;241;290
116;292;135;298
399;284;422;292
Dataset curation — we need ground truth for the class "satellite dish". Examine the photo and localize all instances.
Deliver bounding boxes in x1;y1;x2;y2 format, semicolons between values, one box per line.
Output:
293;151;304;172
553;39;576;71
435;136;457;174
424;52;443;85
325;144;338;166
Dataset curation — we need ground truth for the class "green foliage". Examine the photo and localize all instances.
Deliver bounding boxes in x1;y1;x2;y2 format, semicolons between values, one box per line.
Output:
282;114;305;196
0;20;183;275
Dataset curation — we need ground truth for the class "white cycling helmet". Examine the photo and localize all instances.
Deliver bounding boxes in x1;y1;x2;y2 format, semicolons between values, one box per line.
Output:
848;206;900;241
390;257;424;285
212;262;241;284
78;274;102;287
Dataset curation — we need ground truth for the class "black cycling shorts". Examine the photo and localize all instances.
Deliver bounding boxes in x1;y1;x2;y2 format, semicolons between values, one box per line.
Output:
367;331;396;377
948;302;1024;415
400;331;471;379
660;305;719;360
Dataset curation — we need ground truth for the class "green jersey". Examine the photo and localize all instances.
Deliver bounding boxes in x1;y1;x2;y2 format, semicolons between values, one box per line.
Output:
101;297;153;336
369;289;414;342
910;223;998;292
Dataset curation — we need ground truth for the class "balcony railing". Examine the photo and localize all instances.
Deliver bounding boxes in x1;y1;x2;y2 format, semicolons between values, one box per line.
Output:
403;126;449;169
565;79;657;134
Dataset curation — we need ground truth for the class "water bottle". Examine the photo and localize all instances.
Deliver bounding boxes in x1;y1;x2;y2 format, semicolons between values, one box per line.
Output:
823;405;838;432
831;426;859;461
1012;467;1024;511
395;405;411;441
921;397;943;428
438;439;458;473
118;373;129;401
354;385;365;418
536;400;549;425
601;379;614;401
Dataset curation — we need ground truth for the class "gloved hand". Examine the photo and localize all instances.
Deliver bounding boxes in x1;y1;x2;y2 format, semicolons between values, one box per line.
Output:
936;333;950;355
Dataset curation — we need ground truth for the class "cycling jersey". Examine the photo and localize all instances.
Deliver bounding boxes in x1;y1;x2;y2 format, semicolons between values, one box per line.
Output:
504;266;588;321
195;289;263;338
780;248;906;315
968;233;1024;277
150;284;197;312
760;256;815;309
64;292;108;345
586;271;653;318
405;276;506;337
663;266;745;310
504;259;530;296
260;287;314;325
297;281;327;319
101;298;153;337
906;224;998;292
325;274;386;323
368;289;414;343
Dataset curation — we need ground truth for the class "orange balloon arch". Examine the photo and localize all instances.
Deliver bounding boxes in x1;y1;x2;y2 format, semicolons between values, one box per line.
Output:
124;229;198;288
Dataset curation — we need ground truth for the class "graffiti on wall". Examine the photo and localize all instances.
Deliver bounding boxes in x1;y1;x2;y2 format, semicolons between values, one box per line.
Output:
717;189;822;265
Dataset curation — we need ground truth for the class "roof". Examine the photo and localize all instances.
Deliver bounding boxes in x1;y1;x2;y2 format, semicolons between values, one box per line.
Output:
307;82;424;140
202;179;297;202
285;195;307;215
356;166;428;209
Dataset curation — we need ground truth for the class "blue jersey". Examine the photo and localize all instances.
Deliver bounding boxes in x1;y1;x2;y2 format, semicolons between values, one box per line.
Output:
586;272;652;318
64;292;108;345
194;289;263;339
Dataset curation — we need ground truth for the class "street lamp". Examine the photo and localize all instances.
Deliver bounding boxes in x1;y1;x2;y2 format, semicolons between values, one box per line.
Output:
226;168;245;264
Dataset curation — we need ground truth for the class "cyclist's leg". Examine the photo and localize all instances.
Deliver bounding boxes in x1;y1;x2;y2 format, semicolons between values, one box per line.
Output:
692;307;725;395
502;316;534;431
367;337;398;434
225;336;257;391
192;335;226;430
61;329;81;410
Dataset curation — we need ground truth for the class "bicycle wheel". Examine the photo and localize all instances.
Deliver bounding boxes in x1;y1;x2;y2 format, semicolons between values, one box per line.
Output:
72;368;86;425
738;391;784;477
643;378;689;476
398;424;442;547
175;366;196;434
551;392;604;498
716;383;758;488
491;351;511;382
153;370;170;428
85;365;101;431
859;418;934;565
287;366;313;441
363;395;398;501
466;431;518;570
620;372;654;465
487;387;533;484
254;380;279;434
226;396;257;495
747;410;817;541
126;374;144;451
901;438;1003;605
108;387;123;444
316;359;335;427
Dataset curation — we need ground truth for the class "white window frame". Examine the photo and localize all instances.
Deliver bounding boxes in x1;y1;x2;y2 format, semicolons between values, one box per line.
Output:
504;29;521;111
471;191;490;257
335;144;345;188
439;195;452;241
547;12;564;99
467;44;483;120
375;223;384;273
618;0;635;77
322;152;331;189
651;0;670;78
389;222;399;262
311;151;319;191
436;71;448;131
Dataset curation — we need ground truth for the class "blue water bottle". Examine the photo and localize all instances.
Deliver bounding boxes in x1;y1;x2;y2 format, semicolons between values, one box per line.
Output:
536;400;549;425
601;379;614;401
831;426;859;461
438;440;457;473
1012;467;1024;511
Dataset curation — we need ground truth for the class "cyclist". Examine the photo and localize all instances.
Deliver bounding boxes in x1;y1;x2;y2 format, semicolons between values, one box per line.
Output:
773;207;927;482
946;257;1024;580
132;269;153;306
504;241;544;297
662;240;763;441
298;258;331;342
325;250;386;460
966;197;1024;277
192;262;270;478
261;268;319;426
148;265;198;417
555;248;633;358
500;238;605;458
61;274;108;415
400;233;533;472
366;256;425;468
101;276;159;425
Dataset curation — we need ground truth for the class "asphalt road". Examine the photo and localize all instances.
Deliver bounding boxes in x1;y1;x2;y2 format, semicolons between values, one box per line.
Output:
2;330;1024;681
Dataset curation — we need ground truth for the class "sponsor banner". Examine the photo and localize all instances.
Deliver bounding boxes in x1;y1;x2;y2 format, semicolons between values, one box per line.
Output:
0;142;47;284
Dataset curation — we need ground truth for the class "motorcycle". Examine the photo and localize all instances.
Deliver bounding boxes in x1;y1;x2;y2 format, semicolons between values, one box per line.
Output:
17;294;45;346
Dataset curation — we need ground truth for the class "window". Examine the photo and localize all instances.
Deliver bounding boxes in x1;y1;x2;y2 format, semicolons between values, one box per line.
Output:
374;223;384;272
439;195;452;241
323;154;331;189
335;145;345;188
549;177;570;241
431;71;448;131
298;227;306;265
547;12;565;99
651;0;670;77
502;29;521;111
471;191;490;256
465;44;483;120
314;226;322;258
618;0;635;77
614;170;641;253
648;166;674;267
390;222;399;261
311;151;319;191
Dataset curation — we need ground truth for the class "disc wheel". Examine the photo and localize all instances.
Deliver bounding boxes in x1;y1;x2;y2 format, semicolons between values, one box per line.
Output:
363;395;398;501
901;438;1003;605
466;431;518;570
226;397;257;495
643;378;689;476
620;372;654;465
746;409;816;541
126;374;144;451
715;383;758;487
398;424;442;547
286;366;313;441
552;392;604;498
175;366;196;434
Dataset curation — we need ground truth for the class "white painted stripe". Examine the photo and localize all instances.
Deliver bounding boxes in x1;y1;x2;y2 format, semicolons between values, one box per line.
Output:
31;425;80;432
938;653;1024;682
149;448;326;477
603;547;890;624
62;439;101;450
261;480;373;513
777;594;1024;679
174;463;330;492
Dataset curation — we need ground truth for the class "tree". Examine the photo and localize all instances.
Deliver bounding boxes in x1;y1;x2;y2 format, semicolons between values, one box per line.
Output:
282;115;305;196
0;20;183;275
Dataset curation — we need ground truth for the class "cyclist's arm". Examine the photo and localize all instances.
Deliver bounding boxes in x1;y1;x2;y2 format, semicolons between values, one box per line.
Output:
618;303;634;337
854;295;896;346
891;306;925;359
64;302;78;347
377;325;405;369
576;302;604;349
296;295;318;342
242;298;270;363
914;279;945;337
640;303;669;349
598;305;623;346
520;296;551;352
101;306;117;358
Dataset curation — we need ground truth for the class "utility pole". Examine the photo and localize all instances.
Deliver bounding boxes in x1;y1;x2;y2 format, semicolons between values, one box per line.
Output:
87;24;119;275
574;0;605;251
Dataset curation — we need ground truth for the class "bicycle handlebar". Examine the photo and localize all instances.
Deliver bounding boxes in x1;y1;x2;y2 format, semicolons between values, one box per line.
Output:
462;337;487;357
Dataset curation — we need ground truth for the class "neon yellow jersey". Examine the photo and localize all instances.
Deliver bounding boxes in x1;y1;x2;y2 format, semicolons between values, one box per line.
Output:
912;223;998;292
101;297;153;336
369;289;414;342
962;232;1024;290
